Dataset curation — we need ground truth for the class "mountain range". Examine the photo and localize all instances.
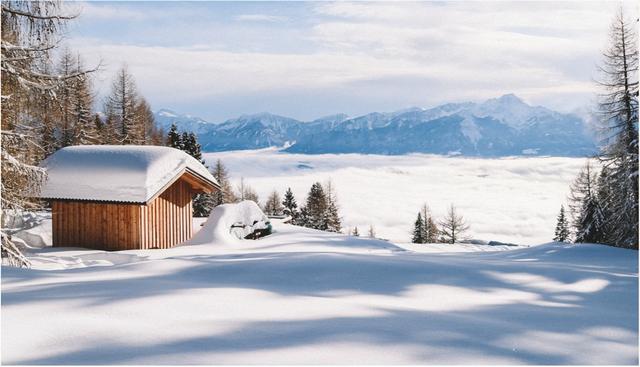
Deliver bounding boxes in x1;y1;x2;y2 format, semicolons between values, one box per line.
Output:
154;94;597;157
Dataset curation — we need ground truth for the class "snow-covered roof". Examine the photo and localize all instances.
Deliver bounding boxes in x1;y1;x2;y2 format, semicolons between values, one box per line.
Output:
40;145;219;203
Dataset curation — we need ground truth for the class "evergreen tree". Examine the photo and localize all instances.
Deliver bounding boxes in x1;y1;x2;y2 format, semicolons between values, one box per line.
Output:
166;123;182;149
301;182;328;230
323;180;342;233
282;187;299;222
569;161;606;243
595;10;639;249
553;205;571;242
352;227;360;237
264;190;284;216
169;129;213;217
439;204;470;244
412;212;424;243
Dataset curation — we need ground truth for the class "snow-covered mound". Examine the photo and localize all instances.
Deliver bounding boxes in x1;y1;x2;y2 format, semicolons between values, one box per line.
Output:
186;200;270;245
2;239;637;364
40;145;217;203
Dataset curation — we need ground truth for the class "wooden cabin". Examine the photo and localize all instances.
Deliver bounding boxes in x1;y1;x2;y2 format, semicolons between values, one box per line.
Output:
40;145;220;251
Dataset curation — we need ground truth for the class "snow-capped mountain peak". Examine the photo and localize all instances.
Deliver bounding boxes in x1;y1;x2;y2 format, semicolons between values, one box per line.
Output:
154;94;596;156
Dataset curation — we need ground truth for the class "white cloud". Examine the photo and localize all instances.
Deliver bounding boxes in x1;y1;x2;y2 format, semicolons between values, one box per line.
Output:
235;14;288;22
67;1;638;119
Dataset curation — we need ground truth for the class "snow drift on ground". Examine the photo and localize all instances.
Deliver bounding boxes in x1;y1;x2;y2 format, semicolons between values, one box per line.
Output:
40;145;217;203
2;211;638;364
204;149;587;245
186;200;269;245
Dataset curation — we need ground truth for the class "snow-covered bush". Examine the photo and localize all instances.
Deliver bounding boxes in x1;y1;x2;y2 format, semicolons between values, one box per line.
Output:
187;200;271;245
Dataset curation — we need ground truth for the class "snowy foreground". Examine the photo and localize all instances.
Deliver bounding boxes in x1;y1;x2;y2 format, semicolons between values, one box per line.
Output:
2;220;638;364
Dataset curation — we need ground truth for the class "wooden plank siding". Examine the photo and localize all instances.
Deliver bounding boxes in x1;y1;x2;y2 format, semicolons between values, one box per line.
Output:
52;178;198;251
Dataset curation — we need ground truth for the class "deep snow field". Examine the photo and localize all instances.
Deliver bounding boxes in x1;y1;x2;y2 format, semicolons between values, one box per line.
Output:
203;149;588;245
2;213;638;364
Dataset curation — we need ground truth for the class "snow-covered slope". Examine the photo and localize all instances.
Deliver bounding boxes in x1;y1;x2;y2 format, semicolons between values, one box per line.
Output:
2;218;637;364
40;145;217;203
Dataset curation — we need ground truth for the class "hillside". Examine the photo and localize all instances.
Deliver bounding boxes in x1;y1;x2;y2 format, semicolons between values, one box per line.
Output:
155;94;597;157
2;218;637;364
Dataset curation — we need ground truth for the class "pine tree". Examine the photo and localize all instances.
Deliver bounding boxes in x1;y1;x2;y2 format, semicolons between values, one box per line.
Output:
439;204;470;244
282;187;299;222
302;182;328;230
595;10;638;249
323;180;342;232
412;212;425;243
352;227;360;237
553;205;571;242
166;123;182;149
569;161;606;243
264;190;284;216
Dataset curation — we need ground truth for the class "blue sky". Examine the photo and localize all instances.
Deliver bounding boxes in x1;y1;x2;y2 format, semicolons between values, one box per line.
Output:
66;1;634;122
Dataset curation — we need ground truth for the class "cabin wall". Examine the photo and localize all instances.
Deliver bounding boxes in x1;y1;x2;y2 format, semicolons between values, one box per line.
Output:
140;179;193;249
52;201;141;250
51;179;194;250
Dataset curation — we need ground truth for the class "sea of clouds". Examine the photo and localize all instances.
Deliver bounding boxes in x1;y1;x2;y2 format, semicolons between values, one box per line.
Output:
204;149;587;245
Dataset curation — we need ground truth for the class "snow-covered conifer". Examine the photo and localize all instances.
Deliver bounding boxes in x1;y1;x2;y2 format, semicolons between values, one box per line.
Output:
282;187;299;222
412;212;424;243
553;205;571;242
595;10;639;249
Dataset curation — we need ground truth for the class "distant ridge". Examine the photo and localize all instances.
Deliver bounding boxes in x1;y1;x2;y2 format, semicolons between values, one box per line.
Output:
153;94;597;157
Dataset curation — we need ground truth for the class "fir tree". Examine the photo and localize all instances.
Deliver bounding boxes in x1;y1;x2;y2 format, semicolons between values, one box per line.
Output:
282;187;299;222
301;182;328;230
352;227;360;237
553;205;571;242
412;212;424;243
166;123;182;149
323;180;342;233
569;161;606;243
